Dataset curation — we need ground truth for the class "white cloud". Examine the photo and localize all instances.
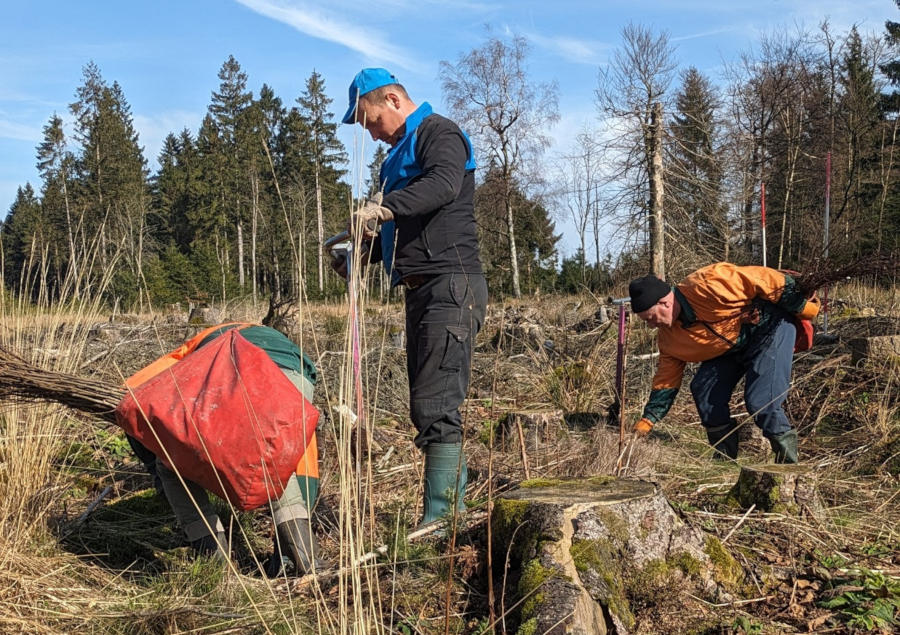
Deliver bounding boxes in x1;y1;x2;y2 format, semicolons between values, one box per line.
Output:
671;26;738;43
234;0;425;73
519;29;611;66
0;119;41;142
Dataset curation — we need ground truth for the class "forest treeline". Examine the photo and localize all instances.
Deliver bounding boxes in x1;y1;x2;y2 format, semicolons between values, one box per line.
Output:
2;11;899;308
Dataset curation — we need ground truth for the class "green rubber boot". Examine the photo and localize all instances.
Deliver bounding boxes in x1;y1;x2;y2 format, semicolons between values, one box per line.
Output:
421;443;467;526
768;429;799;464
705;423;739;460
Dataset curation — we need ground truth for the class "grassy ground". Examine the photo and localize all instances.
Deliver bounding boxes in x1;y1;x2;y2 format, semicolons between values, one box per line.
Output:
0;281;898;633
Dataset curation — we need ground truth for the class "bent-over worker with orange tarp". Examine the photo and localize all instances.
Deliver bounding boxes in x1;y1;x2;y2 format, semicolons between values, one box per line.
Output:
124;323;323;576
629;263;820;463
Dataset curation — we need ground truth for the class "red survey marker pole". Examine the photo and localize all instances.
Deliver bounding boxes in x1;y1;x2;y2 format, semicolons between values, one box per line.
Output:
823;153;831;334
612;297;630;473
761;181;767;267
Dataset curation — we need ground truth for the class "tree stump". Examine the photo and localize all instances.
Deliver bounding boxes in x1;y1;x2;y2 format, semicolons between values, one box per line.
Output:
850;335;900;365
492;477;741;635
188;306;221;325
726;463;823;516
500;409;565;451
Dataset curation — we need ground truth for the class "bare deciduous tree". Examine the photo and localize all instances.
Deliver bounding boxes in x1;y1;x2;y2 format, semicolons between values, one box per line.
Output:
440;34;559;298
595;23;676;279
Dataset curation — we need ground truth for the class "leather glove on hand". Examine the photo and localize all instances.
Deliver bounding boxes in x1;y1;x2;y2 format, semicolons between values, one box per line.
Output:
633;418;654;437
350;192;393;239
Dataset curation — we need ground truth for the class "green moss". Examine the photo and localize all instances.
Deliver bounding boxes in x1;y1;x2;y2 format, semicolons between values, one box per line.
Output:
595;508;629;544
492;498;536;563
640;558;671;582
493;498;529;530
704;537;743;589
569;538;635;629
516;617;538;635
669;551;702;577
520;478;564;488
518;560;556;621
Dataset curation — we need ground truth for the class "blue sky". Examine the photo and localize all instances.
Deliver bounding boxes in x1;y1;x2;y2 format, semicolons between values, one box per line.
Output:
1;0;895;256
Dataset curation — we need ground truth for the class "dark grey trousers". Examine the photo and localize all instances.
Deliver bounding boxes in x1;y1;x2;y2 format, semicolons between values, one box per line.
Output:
404;272;487;448
690;314;796;439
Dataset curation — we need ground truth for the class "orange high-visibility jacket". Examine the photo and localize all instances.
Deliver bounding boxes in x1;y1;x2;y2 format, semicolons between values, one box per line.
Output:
642;263;819;423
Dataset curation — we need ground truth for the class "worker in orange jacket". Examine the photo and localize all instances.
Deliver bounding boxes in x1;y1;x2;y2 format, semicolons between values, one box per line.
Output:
630;263;819;462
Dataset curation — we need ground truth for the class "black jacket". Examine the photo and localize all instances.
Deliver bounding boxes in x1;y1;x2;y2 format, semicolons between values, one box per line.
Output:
373;109;483;280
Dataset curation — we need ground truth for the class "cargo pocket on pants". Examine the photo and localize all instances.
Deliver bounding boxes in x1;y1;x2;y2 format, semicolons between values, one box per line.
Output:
439;326;469;372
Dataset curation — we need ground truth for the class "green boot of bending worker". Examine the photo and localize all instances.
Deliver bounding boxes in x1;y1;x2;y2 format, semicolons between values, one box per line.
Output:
268;516;325;577
705;423;739;461
421;442;467;526
767;429;799;464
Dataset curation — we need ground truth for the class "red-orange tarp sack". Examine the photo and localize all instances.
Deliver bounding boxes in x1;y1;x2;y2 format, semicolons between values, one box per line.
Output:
115;330;318;510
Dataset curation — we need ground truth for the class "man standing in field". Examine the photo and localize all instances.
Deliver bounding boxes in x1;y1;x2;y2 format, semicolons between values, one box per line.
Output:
339;68;487;525
630;263;820;463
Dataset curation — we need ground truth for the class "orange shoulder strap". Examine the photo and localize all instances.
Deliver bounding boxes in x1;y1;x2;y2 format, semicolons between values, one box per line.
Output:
125;322;254;388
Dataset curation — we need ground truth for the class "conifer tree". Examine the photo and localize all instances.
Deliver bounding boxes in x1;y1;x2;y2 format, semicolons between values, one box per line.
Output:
36;113;76;290
296;70;347;294
366;144;388;197
668;67;727;261
208;55;253;291
69;63;149;303
1;184;44;295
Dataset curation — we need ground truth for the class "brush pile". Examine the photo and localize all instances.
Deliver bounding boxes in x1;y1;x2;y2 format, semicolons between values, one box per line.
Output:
795;254;898;296
0;346;123;423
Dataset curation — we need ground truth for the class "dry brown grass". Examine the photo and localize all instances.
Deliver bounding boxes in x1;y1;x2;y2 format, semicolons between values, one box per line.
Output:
1;278;898;633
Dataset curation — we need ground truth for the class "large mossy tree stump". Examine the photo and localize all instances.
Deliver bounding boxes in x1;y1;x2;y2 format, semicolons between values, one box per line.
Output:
727;463;824;516
492;477;741;635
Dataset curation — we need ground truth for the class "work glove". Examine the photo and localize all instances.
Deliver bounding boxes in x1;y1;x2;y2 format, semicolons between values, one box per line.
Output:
330;241;370;280
350;192;393;239
796;295;820;320
633;417;653;437
330;252;349;280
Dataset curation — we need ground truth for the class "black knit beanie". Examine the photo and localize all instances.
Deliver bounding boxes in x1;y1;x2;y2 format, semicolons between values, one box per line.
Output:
628;275;671;313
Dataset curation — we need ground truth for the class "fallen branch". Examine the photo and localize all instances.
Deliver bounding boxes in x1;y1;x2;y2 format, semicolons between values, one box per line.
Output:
74;485;113;526
284;510;488;592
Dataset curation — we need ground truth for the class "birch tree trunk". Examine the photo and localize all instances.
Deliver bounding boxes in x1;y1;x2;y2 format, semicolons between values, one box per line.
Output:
251;173;259;304
505;170;522;298
649;102;665;279
315;167;324;294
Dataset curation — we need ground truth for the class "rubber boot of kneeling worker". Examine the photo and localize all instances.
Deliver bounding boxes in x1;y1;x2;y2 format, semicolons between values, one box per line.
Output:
266;366;325;576
266;476;326;577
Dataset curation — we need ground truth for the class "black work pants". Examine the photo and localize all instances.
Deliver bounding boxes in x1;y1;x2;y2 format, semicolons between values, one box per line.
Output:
404;272;487;448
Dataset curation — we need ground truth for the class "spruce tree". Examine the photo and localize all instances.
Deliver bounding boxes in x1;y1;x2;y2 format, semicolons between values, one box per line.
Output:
1;184;44;294
366;144;388;197
669;67;727;261
296;70;348;294
208;55;253;292
69;63;149;304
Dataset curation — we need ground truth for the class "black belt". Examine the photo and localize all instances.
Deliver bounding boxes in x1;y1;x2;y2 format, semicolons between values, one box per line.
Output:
401;274;435;290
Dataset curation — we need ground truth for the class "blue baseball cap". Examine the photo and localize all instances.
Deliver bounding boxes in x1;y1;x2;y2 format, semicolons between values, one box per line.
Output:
342;68;398;124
